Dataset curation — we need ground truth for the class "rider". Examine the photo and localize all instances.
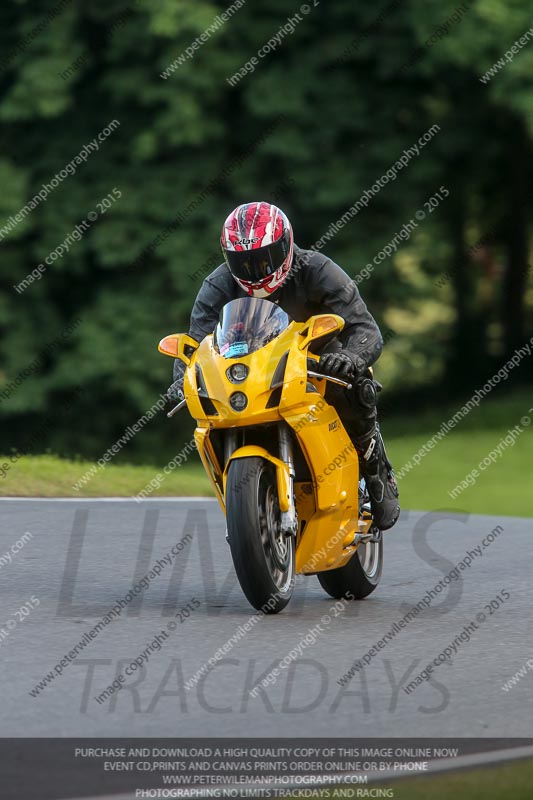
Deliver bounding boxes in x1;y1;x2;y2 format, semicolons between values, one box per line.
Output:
168;201;400;531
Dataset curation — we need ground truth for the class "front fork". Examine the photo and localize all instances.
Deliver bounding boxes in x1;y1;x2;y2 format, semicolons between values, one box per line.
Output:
278;423;298;536
222;425;297;536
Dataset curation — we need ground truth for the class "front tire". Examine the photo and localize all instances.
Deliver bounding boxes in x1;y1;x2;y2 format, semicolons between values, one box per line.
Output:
226;457;295;613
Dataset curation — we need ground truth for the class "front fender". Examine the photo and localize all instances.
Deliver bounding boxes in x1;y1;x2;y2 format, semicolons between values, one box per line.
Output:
224;445;291;512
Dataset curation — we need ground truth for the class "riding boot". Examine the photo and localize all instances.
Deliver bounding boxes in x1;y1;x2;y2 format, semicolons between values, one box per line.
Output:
353;423;400;531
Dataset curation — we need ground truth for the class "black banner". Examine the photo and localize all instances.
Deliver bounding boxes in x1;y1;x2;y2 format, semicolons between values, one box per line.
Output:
1;738;532;799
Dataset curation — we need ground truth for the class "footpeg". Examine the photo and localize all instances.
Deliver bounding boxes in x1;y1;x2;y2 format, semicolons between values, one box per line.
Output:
345;526;382;548
367;526;382;544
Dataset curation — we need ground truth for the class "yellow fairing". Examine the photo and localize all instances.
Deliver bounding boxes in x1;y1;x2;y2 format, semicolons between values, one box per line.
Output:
193;426;224;507
182;316;372;575
183;331;293;427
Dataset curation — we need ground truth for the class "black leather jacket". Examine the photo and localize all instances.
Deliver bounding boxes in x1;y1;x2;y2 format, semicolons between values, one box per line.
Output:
180;245;383;376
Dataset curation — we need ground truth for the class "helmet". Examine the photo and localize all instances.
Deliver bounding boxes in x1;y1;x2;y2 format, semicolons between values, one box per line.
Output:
221;201;294;298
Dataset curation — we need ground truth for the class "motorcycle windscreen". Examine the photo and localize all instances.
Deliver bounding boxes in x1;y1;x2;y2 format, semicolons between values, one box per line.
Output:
215;298;291;359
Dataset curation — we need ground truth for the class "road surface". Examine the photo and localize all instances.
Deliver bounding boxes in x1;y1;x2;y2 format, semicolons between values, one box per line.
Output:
1;498;532;737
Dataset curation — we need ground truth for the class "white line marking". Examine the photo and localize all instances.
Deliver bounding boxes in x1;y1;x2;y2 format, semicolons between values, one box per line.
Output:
0;496;218;502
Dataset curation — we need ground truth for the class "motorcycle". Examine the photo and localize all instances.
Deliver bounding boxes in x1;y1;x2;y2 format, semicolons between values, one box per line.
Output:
158;297;383;613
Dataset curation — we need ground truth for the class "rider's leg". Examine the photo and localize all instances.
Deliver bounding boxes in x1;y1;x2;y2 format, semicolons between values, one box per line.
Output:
326;376;400;531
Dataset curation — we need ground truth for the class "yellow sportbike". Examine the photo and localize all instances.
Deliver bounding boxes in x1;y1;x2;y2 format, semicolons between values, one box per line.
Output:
158;297;383;613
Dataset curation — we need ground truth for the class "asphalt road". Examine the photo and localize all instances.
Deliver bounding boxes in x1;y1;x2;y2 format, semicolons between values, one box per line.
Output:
1;498;532;737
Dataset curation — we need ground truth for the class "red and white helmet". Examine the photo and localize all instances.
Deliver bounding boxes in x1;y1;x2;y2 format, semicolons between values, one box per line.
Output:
221;201;294;298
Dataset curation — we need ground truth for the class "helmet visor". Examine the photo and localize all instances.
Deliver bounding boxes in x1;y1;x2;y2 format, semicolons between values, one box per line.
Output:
223;231;290;284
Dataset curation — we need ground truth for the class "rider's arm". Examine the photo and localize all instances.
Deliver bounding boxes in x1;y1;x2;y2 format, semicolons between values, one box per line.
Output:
171;264;236;384
188;264;236;343
307;253;383;369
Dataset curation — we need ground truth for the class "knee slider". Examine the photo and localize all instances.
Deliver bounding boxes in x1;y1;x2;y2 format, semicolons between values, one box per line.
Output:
357;377;378;409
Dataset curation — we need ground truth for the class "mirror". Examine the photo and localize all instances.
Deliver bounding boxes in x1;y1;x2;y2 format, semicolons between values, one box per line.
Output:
158;334;181;358
298;314;344;350
158;333;200;364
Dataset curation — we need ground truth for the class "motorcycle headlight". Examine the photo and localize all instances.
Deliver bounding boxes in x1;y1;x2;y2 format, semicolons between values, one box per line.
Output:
226;363;249;383
230;392;248;412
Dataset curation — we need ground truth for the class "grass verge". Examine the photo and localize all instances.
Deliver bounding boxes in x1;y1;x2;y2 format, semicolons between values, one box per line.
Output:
307;757;533;799
0;455;213;498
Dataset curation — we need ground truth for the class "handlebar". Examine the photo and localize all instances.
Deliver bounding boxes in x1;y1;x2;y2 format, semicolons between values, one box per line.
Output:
307;370;353;390
306;356;353;389
167;399;187;418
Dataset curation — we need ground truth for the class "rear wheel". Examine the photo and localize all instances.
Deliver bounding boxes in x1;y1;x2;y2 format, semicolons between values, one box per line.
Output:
317;481;383;600
226;457;295;613
317;535;383;600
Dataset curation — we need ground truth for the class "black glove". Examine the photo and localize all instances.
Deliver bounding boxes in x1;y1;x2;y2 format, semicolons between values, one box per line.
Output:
318;350;359;380
167;360;186;403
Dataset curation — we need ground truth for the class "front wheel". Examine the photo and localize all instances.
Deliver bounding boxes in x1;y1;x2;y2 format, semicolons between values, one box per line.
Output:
317;534;383;600
226;457;295;613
